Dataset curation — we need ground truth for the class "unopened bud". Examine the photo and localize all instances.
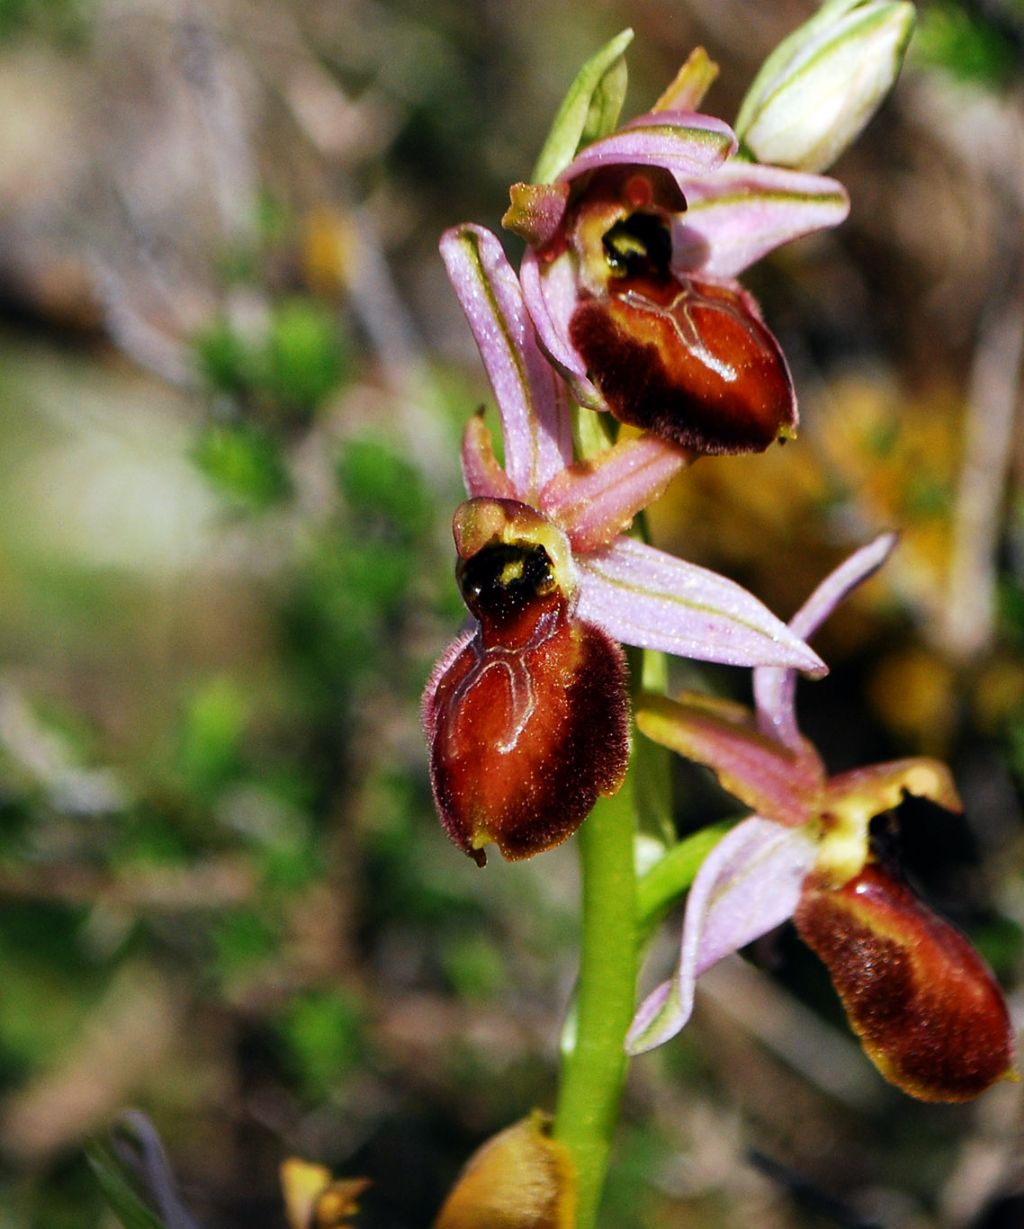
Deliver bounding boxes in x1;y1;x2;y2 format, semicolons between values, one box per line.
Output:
435;1115;576;1229
736;0;915;172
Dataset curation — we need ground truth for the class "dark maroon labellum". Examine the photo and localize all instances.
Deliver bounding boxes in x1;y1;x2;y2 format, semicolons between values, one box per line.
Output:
568;273;797;455
425;538;629;865
795;864;1016;1102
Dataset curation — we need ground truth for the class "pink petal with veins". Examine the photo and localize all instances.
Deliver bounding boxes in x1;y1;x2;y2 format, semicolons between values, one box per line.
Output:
672;161;850;279
440;225;572;500
576;537;827;672
539;435;690;552
558;111;737;184
627;816;817;1053
754;532;897;745
520;247;604;407
636;693;824;828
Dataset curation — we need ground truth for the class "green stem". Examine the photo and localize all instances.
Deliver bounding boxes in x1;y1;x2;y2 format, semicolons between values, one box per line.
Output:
637;821;732;941
553;768;638;1229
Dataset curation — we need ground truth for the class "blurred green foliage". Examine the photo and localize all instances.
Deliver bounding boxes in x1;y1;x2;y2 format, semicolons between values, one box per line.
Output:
276;989;365;1100
914;0;1019;87
0;0;90;43
191;424;292;511
194;299;350;425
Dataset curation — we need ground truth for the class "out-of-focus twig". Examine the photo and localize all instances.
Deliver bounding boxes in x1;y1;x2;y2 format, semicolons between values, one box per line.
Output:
748;1149;884;1229
696;957;884;1112
0;680;126;815
0;858;255;910
177;8;259;250
941;278;1024;660
113;1110;202;1229
0;966;181;1161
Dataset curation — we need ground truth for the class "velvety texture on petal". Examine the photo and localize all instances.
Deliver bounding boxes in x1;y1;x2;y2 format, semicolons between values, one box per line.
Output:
636;693;825;828
568;274;797;454
755;532;897;746
426;612;629;864
796;865;1016;1101
435;1114;577;1229
440;225;572;499
575;536;827;672
671;162;850;279
557;111;736;185
627;816;817;1053
539;434;690;552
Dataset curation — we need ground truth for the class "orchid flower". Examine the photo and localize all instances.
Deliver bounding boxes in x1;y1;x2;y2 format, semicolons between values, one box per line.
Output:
627;534;1016;1102
503;49;850;456
422;223;826;866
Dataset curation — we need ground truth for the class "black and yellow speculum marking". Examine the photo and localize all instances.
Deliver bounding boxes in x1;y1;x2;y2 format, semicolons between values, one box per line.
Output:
458;541;558;622
602;212;673;279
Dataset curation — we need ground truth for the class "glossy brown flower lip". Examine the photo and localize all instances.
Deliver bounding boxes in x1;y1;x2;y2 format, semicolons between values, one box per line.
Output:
426;568;630;864
629;533;1017;1104
516;125;849;451
569;274;796;454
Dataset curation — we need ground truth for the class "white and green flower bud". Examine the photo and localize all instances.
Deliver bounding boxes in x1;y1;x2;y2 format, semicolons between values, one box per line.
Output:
736;0;915;172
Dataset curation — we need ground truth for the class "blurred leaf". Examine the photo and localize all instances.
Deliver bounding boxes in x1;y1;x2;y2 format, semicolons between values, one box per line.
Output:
531;28;634;183
971;914;1024;980
192;422;291;510
914;1;1016;88
254;812;322;892
112;807;191;867
264;299;349;415
337;436;430;537
193;321;253;399
176;678;251;801
441;934;505;1000
86;1140;166;1229
212;909;278;981
278;990;365;1098
0;0;91;43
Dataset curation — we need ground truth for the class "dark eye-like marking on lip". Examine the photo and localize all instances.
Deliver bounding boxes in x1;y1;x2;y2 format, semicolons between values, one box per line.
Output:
602;212;673;279
457;540;558;623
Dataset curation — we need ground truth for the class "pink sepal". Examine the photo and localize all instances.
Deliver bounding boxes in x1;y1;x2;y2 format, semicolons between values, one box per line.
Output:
671;161;850;279
576;537;827;673
636;693;825;828
539;435;690;552
440;224;572;500
627;816;817;1053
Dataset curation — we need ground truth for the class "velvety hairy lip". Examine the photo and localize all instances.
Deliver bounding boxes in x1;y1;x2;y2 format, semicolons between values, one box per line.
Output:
428;603;629;865
796;865;1016;1103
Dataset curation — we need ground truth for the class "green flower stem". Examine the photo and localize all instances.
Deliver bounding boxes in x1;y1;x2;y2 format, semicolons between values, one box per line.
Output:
637;821;732;941
554;766;638;1229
